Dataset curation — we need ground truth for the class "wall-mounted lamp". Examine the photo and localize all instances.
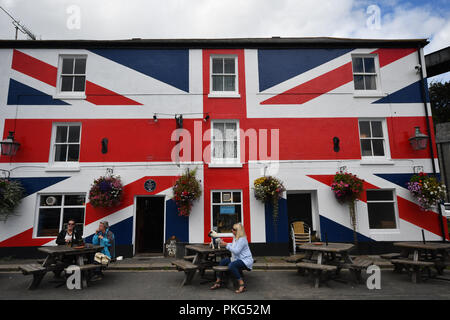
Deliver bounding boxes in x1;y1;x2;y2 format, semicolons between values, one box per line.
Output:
175;114;183;128
0;131;20;157
204;114;210;122
153;114;158;123
409;126;428;150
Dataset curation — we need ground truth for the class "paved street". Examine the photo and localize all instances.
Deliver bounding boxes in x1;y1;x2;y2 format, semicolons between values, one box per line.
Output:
1;269;449;300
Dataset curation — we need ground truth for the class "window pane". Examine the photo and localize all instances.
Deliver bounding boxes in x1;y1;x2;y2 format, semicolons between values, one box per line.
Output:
73;76;86;92
224;58;235;74
364;75;377;90
368;202;397;229
61;76;74;91
213;123;224;140
212;192;221;203
212;58;223;74
212;75;223;91
56;126;68;143
224;141;237;158
65;194;86;206
364;57;375;73
359;121;371;138
372;139;385;156
40;195;63;207
222;192;232;203
214;141;224;158
68;126;80;143
37;208;61;237
63;208;84;223
67;144;80;161
54;144;68;162
367;190;393;201
223;75;235;91
353;75;364;90
225;123;237;140
233;192;241;203
62;58;74;74
74;58;86;74
371;121;383;137
361;139;372;156
352;57;363;73
212;204;241;234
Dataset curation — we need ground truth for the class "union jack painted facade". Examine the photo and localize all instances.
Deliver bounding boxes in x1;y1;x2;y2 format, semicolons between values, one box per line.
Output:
0;38;447;257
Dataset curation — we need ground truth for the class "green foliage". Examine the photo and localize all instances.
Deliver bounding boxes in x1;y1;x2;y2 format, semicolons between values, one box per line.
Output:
0;178;24;222
429;81;450;125
172;168;202;216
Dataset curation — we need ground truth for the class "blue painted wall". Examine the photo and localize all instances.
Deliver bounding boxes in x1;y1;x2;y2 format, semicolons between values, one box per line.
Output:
265;198;289;243
319;215;374;242
165;199;189;242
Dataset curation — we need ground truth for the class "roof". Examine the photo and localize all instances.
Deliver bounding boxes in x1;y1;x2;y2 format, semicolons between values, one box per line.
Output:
0;37;429;49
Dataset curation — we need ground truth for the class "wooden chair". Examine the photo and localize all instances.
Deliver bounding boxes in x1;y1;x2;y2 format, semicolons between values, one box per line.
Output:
291;221;311;254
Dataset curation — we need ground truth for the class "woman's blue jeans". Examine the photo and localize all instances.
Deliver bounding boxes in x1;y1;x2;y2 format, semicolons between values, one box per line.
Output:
219;257;247;281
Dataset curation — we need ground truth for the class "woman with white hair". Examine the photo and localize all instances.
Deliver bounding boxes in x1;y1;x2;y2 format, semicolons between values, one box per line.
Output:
92;221;115;259
210;223;253;294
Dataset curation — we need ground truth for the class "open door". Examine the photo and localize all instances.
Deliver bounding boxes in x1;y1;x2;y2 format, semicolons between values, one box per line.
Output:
135;196;165;254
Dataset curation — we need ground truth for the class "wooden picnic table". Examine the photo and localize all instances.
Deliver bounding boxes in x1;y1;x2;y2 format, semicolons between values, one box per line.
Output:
392;242;450;282
296;242;361;287
185;244;230;278
19;244;104;290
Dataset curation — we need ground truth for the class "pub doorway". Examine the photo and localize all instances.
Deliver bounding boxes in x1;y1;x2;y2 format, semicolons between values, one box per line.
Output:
135;196;165;254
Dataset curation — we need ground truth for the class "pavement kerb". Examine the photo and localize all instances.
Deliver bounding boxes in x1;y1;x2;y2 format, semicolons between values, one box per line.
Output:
0;258;396;272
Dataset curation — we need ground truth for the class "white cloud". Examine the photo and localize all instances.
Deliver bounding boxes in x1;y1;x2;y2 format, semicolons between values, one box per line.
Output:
0;0;448;55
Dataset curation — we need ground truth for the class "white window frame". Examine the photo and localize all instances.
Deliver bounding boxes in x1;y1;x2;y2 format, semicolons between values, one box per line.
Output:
358;118;391;161
351;54;383;97
208;55;240;98
48;122;82;170
211;189;243;237
34;193;86;238
55;54;87;99
366;189;400;232
210;119;241;167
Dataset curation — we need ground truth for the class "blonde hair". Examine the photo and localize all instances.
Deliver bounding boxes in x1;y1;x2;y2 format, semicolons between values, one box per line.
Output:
233;223;246;240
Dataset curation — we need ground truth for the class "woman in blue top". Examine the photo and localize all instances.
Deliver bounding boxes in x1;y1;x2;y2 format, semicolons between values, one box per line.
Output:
92;221;115;259
210;223;253;294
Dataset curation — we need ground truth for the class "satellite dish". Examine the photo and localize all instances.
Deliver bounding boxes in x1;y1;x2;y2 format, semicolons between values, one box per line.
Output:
46;196;57;206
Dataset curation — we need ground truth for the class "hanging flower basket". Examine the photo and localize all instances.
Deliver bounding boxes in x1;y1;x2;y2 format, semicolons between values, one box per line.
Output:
0;178;24;222
253;176;285;224
407;172;446;210
331;171;364;245
88;175;123;208
172;168;202;217
331;172;364;204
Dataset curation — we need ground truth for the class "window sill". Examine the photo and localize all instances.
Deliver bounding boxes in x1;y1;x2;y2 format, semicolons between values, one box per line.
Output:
208;162;243;168
369;229;400;235
353;91;385;98
208;93;241;99
360;159;394;165
53;94;86;100
45;165;80;172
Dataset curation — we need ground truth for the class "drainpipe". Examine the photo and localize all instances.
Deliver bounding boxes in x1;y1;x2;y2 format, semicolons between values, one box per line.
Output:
417;46;447;242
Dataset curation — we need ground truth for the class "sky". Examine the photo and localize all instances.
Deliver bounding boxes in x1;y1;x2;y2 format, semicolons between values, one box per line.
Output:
0;0;449;82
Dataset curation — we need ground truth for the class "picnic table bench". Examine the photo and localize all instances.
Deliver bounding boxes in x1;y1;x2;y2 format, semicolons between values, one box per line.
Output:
295;242;355;287
172;244;229;286
171;259;199;286
392;242;450;283
19;244;104;290
296;262;337;288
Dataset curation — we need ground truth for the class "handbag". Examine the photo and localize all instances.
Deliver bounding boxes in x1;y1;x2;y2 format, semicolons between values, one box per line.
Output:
94;252;111;265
